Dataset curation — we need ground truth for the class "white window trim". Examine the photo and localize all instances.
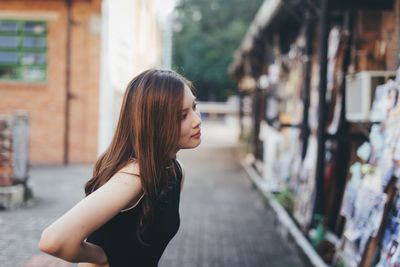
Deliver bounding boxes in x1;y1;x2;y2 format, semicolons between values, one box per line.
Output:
0;11;59;21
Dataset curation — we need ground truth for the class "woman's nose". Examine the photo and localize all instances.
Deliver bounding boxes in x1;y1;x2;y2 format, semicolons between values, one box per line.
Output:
192;110;202;128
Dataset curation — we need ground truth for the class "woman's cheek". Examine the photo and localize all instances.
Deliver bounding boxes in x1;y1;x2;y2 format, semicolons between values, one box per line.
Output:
180;123;187;139
182;121;191;138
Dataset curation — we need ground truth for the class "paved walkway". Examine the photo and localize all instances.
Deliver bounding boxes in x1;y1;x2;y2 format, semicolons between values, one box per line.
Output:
0;119;306;267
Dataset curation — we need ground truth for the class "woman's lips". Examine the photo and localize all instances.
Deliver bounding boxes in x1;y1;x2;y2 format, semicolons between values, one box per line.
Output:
191;131;201;138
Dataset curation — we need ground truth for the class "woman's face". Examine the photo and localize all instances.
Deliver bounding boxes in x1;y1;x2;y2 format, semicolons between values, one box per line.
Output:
178;86;202;150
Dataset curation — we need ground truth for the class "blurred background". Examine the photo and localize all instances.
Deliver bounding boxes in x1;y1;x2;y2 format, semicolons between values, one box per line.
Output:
2;0;400;267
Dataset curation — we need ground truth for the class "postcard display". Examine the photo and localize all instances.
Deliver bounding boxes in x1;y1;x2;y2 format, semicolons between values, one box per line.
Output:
259;121;301;191
291;26;347;231
338;70;400;267
258;35;304;191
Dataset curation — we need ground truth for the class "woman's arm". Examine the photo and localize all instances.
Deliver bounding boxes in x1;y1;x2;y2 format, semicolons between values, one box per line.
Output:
38;163;142;264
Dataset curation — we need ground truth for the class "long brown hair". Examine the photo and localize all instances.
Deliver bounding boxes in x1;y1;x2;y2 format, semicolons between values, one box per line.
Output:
85;69;191;241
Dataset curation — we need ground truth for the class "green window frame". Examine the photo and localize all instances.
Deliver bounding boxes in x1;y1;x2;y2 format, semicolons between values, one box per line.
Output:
0;20;48;82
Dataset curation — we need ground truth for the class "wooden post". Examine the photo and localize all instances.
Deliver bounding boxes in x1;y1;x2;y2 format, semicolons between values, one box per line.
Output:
301;11;314;160
314;0;331;217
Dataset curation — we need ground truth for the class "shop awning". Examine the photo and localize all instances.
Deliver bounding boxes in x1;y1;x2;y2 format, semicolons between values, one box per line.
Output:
236;0;394;55
229;0;283;79
240;0;282;53
228;0;395;80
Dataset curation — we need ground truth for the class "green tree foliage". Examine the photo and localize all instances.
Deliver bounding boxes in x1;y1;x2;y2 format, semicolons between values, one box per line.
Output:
173;0;263;101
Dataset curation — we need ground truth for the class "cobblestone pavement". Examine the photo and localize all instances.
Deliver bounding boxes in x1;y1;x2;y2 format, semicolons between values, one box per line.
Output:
0;119;306;267
0;165;90;267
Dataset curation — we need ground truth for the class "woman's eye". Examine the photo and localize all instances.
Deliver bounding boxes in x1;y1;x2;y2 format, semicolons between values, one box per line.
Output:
193;102;197;110
182;113;188;120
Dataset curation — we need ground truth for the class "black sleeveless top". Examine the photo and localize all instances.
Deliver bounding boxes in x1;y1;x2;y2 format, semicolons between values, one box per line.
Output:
86;159;182;267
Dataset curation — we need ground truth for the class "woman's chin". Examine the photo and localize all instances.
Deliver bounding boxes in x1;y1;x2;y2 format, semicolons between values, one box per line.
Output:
179;140;201;150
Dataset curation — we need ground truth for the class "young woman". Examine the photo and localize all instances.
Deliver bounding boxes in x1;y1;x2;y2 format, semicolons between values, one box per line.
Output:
39;69;202;267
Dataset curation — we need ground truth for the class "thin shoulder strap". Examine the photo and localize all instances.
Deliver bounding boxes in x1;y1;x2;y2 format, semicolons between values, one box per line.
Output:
118;167;143;213
118;171;140;177
120;193;145;213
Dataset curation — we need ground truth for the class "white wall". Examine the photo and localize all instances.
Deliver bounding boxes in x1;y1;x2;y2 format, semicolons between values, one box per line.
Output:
98;0;164;154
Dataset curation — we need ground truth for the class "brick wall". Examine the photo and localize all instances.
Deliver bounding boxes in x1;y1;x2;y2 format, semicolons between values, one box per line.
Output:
0;0;101;164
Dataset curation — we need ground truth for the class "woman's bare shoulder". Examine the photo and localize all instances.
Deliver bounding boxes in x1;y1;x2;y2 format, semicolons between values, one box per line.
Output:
109;160;142;193
111;160;143;210
117;159;140;176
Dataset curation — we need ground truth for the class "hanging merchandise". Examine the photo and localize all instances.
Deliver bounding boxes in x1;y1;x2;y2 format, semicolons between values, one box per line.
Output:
340;143;372;231
326;26;348;135
341;165;387;266
279;127;301;183
241;95;254;138
370;124;385;160
393;144;400;181
280;43;304;126
308;73;320;133
340;162;363;220
289;148;303;190
259;121;301;191
376;192;400;267
327;27;341;96
259;37;305;191
391;69;400;180
383;94;400;183
293;135;318;230
265;64;281;124
259;121;284;191
373;77;400;267
372;80;400;188
265;93;280;124
337;70;400;266
357;142;372;162
281;67;304;125
370;81;399;122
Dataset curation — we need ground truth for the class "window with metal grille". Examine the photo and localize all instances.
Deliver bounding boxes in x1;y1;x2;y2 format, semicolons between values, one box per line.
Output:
0;20;47;82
